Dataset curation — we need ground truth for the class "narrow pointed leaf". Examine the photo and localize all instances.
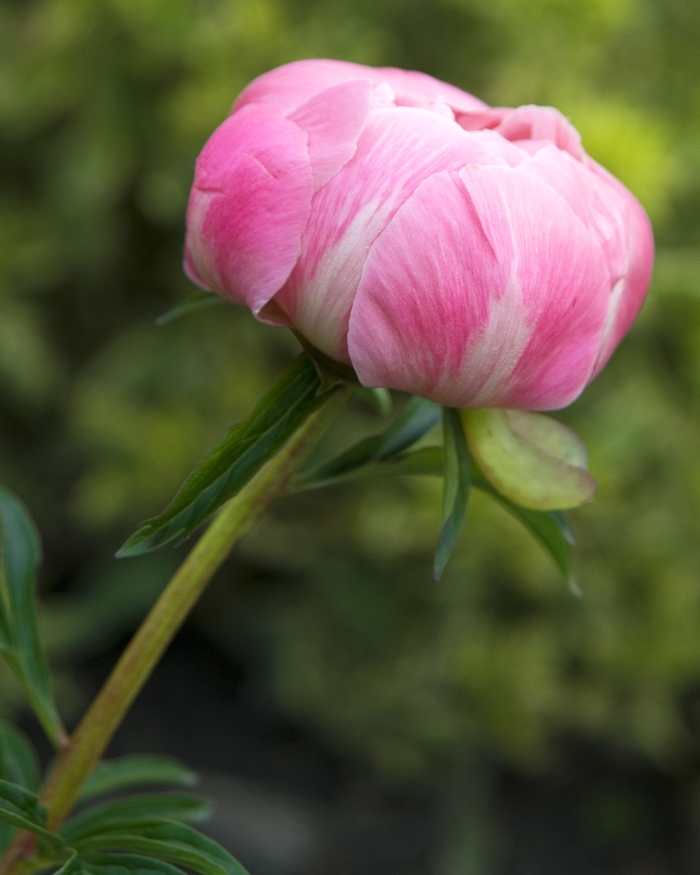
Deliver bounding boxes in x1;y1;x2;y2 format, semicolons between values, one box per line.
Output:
0;781;63;850
54;850;83;875
0;721;39;791
63;796;210;844
0;778;45;822
0;723;38;854
73;819;249;875
434;409;471;581
155;293;227;327
119;355;332;556
307;444;573;581
0;488;64;746
80;852;196;875
470;473;574;581
290;445;443;492
80;757;198;801
293;395;441;487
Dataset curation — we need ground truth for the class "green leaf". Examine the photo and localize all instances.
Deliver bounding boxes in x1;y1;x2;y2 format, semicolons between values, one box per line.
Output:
79;852;193;875
118;354;332;556
470;473;574;583
305;445;574;582
0;723;39;853
63;796;210;844
155;293;227;327
292;395;441;489
433;409;471;581
72;819;249;875
0;779;64;850
54;850;83;875
292;445;443;490
0;488;64;747
0;778;45;822
0;721;39;791
80;757;198;801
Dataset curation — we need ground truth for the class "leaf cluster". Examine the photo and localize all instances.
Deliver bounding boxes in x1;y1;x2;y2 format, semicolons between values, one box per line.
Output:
0;488;251;875
115;344;574;584
0;735;249;875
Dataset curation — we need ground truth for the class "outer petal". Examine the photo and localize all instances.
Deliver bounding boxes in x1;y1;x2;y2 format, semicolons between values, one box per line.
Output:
348;164;610;409
584;159;654;375
521;148;654;376
232;58;376;116
288;79;373;191
273;110;517;361
184;103;313;315
233;58;487;118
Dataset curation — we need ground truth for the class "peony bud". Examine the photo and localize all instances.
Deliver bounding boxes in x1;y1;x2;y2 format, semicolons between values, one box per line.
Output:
184;59;653;411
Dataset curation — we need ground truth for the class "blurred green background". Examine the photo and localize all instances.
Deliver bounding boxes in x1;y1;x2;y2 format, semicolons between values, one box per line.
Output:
2;0;700;871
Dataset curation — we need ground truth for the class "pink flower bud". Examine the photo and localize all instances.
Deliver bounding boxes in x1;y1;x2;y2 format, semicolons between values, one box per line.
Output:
184;59;654;410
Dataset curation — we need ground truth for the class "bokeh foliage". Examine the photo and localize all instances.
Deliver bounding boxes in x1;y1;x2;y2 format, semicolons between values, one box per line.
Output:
1;0;700;801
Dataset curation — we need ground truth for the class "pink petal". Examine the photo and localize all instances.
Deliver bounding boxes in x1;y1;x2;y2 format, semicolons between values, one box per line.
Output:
371;66;487;113
522;147;654;375
498;105;584;159
458;104;584;160
288;79;373;191
348;164;610;409
184;103;313;314
273;110;513;361
453;107;509;131
585;159;654;375
233;59;487;120
233;59;377;116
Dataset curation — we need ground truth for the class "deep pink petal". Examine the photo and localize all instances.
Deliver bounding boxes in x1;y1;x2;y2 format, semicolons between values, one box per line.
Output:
273;110;513;361
288;79;373;191
184;103;312;314
348;164;610;409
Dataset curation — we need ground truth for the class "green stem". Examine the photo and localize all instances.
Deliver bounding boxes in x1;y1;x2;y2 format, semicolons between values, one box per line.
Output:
0;384;350;875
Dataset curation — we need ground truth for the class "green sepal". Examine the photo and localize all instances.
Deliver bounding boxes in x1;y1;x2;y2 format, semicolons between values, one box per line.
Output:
292;333;359;393
0;488;65;747
291;445;574;582
118;354;334;556
461;408;596;510
291;395;441;490
361;387;392;415
80;756;198;801
155;293;227;327
433;409;471;581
